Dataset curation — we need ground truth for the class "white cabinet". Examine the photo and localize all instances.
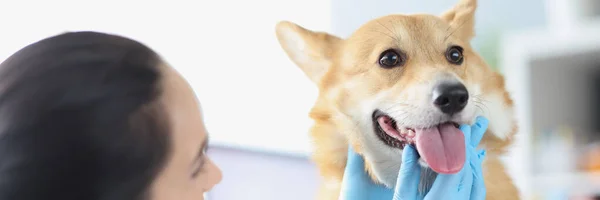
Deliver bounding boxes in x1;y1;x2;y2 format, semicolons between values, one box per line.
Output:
500;17;600;199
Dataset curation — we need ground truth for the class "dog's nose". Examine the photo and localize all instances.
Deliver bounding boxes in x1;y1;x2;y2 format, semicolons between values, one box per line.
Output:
432;83;469;115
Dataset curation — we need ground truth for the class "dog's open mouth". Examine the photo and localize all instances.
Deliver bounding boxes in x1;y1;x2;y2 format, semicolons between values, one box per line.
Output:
372;110;466;174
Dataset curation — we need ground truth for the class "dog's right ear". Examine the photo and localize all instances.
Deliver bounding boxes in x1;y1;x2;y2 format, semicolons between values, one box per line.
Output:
275;21;341;84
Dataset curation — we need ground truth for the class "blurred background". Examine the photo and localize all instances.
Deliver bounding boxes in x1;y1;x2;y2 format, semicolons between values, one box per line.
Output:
0;0;599;199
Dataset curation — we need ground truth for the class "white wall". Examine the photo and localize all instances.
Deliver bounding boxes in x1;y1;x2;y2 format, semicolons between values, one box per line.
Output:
329;0;547;49
0;0;332;157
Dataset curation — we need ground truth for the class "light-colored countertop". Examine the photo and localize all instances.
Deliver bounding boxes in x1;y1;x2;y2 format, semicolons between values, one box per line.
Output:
210;134;312;158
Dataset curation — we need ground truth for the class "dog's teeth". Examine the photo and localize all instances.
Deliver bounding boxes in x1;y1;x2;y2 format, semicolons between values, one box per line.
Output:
399;127;409;135
407;129;415;138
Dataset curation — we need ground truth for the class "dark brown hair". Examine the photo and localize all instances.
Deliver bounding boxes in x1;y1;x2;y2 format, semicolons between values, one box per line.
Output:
0;32;171;200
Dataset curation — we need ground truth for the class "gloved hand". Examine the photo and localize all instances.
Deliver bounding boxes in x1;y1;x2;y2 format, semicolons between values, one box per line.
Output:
339;144;424;200
339;144;398;200
407;116;488;200
339;116;489;200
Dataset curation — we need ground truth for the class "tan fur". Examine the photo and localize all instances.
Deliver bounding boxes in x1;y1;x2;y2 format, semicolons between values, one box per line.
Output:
275;0;519;199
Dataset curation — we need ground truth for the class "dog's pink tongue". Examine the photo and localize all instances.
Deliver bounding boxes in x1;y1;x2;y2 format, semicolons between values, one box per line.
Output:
415;124;465;174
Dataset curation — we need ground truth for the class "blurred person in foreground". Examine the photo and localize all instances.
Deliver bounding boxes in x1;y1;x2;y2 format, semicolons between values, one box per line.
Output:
0;32;221;200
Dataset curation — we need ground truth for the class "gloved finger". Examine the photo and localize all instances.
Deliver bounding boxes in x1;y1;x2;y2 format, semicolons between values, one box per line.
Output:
455;147;474;194
428;165;465;195
470;150;487;200
471;116;489;147
344;146;366;176
393;145;421;200
459;124;472;150
475;150;486;165
461;165;474;197
471;150;486;180
427;135;472;199
424;170;464;200
340;145;373;199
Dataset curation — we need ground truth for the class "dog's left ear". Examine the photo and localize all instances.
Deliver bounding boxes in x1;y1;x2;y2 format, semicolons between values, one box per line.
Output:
440;0;477;41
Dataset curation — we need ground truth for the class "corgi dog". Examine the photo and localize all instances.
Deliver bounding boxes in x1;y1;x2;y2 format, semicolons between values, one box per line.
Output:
274;0;519;199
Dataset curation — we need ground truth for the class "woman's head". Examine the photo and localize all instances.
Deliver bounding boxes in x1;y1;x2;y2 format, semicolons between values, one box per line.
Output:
0;32;221;200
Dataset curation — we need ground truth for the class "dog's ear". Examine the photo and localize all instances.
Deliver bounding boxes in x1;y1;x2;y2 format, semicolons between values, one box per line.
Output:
275;21;341;84
440;0;477;41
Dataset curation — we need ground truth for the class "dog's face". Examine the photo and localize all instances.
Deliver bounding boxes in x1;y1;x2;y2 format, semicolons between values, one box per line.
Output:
276;0;515;187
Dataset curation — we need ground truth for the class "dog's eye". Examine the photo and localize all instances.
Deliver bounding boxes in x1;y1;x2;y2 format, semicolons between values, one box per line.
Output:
378;50;404;68
445;46;464;65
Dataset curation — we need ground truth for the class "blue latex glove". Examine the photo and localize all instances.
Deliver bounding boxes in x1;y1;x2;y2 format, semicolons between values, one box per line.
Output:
340;116;489;200
339;144;421;200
